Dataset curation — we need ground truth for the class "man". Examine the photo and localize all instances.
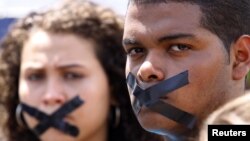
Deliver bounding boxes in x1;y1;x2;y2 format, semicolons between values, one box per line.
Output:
123;0;250;140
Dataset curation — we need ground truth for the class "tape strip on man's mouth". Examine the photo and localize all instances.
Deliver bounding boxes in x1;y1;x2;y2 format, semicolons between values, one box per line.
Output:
126;70;196;129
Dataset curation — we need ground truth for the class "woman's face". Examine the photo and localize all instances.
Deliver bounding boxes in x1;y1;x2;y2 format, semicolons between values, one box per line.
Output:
19;29;110;141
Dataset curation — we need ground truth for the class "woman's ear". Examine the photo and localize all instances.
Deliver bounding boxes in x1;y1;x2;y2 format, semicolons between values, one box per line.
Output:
232;35;250;80
110;97;118;106
110;91;119;106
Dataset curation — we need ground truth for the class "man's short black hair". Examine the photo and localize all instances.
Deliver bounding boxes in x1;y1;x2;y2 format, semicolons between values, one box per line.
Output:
129;0;250;53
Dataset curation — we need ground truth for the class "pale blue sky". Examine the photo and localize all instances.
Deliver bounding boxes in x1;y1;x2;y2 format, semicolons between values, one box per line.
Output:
0;0;128;17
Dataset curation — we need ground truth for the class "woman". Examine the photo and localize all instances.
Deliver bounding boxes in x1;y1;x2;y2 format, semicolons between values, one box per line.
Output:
0;1;163;141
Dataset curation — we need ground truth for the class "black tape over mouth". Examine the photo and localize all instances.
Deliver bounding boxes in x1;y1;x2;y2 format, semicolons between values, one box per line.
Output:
126;70;196;129
20;95;84;137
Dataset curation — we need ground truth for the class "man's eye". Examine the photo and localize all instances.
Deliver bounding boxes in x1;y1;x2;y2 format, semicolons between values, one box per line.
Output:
27;73;44;81
128;47;145;56
64;72;83;80
169;44;190;52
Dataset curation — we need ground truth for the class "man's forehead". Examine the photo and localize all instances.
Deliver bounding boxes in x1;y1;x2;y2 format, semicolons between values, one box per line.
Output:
124;2;202;37
129;0;197;5
129;0;166;5
126;1;201;20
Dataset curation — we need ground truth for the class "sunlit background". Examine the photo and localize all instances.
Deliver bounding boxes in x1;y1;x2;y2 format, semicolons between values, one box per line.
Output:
0;0;127;40
0;0;127;17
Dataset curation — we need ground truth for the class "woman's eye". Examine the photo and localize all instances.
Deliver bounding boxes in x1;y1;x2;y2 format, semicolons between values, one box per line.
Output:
64;72;82;80
27;73;44;81
128;47;145;56
169;44;190;52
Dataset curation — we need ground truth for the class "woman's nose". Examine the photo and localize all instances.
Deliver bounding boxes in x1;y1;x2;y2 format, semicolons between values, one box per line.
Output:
42;79;66;106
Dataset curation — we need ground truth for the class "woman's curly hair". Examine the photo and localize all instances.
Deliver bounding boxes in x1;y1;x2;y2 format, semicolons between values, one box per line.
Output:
0;1;162;141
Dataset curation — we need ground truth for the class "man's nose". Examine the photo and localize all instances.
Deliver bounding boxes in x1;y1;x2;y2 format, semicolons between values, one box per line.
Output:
137;60;165;83
42;79;66;106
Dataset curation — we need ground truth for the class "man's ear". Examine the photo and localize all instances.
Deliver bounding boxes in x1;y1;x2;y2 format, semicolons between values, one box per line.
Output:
232;35;250;80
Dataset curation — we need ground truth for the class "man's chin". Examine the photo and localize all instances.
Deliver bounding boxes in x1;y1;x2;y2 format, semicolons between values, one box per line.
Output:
136;107;186;135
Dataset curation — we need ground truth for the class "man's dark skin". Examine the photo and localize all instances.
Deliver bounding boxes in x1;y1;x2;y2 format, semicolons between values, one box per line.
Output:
123;0;250;140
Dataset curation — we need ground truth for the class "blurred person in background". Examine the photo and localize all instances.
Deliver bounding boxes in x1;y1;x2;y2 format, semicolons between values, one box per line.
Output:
197;92;250;141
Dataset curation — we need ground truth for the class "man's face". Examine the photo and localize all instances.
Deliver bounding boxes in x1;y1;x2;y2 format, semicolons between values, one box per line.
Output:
123;2;235;134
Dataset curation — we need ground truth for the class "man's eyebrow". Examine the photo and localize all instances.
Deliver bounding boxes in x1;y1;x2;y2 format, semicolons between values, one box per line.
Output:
158;33;195;43
56;64;85;69
123;38;142;47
